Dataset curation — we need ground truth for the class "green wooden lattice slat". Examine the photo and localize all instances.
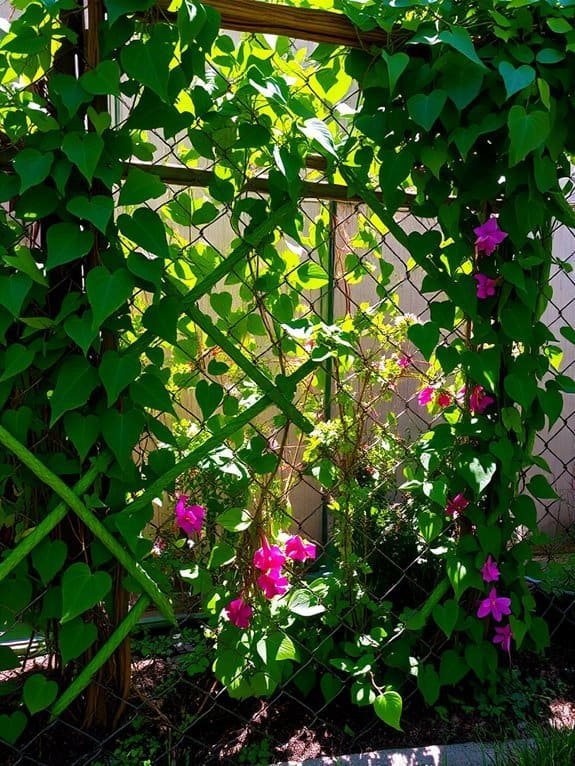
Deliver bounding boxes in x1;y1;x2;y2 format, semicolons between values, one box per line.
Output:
0;453;112;584
50;594;150;717
0;425;175;623
117;359;316;518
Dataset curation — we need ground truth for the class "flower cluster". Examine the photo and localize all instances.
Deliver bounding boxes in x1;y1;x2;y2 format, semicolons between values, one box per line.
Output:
417;385;453;409
473;216;507;301
175;495;206;535
225;533;317;629
445;493;469;518
476;555;513;652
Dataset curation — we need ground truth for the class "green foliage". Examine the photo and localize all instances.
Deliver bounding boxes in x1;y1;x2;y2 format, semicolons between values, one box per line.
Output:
0;0;573;743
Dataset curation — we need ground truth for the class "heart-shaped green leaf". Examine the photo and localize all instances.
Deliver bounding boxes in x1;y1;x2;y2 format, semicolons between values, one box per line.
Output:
119;167;167;206
61;562;112;624
23;674;59;714
61;132;104;183
374;690;403;730
64;412;100;461
67;195;114;234
131;373;175;413
80;60;121;96
0;712;27;744
408;321;440;361
99;350;141;406
457;455;497;494
32;539;68;586
101;408;145;469
64;312;100;355
432;599;460;638
13;149;53;193
59;619;98;664
195;379;223;419
46;223;94;270
0;343;35;382
121;35;172;101
382;51;409;95
86;266;134;330
418;664;440;706
118;208;170;259
50;356;99;426
439;649;469;686
407;90;447;131
508;105;550;166
498;61;535;99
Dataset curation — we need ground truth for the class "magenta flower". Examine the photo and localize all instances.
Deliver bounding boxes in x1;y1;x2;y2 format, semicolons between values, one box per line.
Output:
480;555;500;583
445;493;469;518
175;496;206;535
474;273;497;300
492;623;513;652
418;386;435;406
477;588;512;622
398;355;411;369
437;391;452;408
225;597;253;629
469;385;495;415
285;535;317;562
257;570;290;599
253;534;286;572
474;217;508;256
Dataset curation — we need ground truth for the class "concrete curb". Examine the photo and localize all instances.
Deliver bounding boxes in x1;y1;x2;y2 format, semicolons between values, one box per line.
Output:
275;738;532;765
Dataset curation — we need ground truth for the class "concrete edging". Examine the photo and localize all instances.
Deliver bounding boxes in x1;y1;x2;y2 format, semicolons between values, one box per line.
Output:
275;738;532;765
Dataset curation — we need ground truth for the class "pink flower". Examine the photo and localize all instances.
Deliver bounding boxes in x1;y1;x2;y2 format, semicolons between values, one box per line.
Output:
398;355;411;369
474;217;508;256
492;623;513;652
418;386;435;406
474;273;497;300
285;535;316;562
445;493;469;518
225;597;253;629
477;588;512;622
469;385;495;415
175;496;205;535
480;555;500;583
437;391;452;408
253;534;286;572
456;386;466;403
257;570;290;599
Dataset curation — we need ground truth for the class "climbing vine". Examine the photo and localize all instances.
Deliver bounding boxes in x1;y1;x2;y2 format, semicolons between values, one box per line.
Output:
0;0;575;744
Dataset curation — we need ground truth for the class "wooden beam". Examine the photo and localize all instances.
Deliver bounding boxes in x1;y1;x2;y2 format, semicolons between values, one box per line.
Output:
156;0;393;50
130;160;393;204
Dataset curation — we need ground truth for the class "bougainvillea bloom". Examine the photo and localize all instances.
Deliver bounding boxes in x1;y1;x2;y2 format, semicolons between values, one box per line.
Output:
445;493;469;518
225;597;253;629
477;588;512;622
417;386;435;406
469;385;495;415
285;535;317;562
398;355;411;369
492;623;513;652
474;217;508;256
474;273;497;300
257;570;290;599
253;534;286;572
175;496;206;535
481;555;500;583
437;391;452;408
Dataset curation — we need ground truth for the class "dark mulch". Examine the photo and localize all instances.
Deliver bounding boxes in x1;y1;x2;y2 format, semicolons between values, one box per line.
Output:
2;608;575;765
